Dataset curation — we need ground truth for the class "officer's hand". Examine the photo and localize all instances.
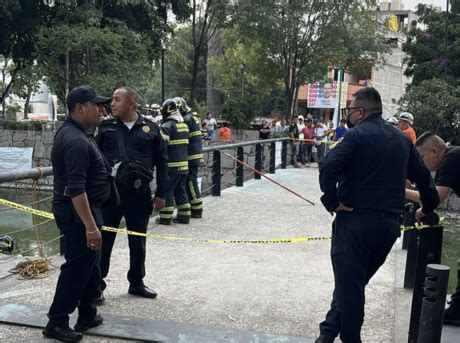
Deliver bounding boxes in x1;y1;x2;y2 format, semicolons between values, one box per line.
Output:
415;208;426;223
86;227;102;251
153;197;166;212
334;202;353;213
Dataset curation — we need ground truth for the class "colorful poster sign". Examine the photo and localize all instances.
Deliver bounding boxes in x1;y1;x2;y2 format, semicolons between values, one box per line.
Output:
307;81;348;109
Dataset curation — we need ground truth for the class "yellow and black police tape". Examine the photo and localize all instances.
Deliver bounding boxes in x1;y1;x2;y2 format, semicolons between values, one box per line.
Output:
0;198;444;245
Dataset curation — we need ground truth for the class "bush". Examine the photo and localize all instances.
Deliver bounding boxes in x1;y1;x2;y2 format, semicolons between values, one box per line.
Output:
4;120;46;131
6;102;21;113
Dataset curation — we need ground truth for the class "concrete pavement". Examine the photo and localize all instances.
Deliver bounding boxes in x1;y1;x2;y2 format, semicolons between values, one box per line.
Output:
0;167;396;342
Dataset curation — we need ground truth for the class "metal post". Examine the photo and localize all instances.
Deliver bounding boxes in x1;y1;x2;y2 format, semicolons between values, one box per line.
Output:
402;203;415;250
417;264;450;343
65;49;69;116
212;151;221;196
404;203;419;288
269;142;276;174
31;184;44;257
161;48;165;103
408;219;444;343
281;140;287;169
236;147;244;187
254;144;262;180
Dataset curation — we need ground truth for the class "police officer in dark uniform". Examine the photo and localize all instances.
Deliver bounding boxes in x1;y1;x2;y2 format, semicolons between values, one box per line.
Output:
175;97;204;218
316;88;439;343
158;98;191;225
97;86;168;300
44;85;111;342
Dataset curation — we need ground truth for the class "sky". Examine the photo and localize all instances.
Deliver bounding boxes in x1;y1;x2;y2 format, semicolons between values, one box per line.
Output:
403;0;447;10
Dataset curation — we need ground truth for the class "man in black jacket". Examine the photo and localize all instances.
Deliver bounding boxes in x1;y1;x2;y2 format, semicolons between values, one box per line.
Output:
406;132;460;326
316;88;439;343
97;86;168;300
44;85;111;342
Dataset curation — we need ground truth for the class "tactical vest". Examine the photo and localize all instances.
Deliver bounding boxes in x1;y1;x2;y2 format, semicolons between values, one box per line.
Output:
161;118;189;174
183;112;203;163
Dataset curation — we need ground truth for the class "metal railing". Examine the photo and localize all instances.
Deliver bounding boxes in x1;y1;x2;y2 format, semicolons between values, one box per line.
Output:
0;138;289;188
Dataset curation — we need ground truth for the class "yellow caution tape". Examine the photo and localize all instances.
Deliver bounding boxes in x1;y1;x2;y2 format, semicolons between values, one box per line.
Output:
0;198;445;244
0;198;331;244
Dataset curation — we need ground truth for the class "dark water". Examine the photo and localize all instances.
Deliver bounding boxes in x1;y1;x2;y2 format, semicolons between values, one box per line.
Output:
0;188;459;292
441;214;460;294
0;188;60;257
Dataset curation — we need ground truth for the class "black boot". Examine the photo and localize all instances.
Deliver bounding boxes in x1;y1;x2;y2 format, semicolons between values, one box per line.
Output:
74;314;103;332
43;325;82;342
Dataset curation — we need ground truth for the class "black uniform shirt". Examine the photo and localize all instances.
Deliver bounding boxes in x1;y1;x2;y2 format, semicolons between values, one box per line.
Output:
435;146;460;196
96;114;168;198
319;115;439;215
52;116;110;206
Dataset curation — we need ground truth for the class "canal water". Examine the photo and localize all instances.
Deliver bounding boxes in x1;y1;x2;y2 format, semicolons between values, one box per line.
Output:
0;188;459;293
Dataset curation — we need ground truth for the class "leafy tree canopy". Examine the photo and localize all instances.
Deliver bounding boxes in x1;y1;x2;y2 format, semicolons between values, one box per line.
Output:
403;3;460;88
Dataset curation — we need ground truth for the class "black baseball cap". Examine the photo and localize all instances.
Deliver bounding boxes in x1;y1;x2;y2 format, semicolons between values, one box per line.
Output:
67;85;111;112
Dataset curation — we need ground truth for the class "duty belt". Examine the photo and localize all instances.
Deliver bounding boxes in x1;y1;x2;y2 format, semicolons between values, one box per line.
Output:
353;208;401;222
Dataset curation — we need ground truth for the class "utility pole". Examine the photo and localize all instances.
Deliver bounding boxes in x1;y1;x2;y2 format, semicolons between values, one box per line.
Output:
161;13;167;104
65;49;69;116
336;68;343;128
444;0;449;75
161;48;165;104
240;63;244;101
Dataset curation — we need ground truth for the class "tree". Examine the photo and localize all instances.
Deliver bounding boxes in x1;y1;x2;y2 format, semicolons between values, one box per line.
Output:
12;62;43;119
403;4;460;88
208;24;284;117
399;79;459;144
220;96;258;140
0;0;45;104
232;0;386;116
188;0;227;108
36;1;190;105
401;3;460;143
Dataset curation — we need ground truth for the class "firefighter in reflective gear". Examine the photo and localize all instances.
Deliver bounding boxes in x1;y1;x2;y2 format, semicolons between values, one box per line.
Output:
158;99;191;225
175;97;204;218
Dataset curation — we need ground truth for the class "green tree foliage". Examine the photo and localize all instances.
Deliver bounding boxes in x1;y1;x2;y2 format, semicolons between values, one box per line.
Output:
1;0;191;107
12;62;43;119
37;4;154;103
403;3;460;88
166;25;207;103
0;0;46;102
37;1;191;104
399;79;459;145
401;3;460;143
220;96;258;138
208;24;284;122
231;0;386;117
188;0;228;107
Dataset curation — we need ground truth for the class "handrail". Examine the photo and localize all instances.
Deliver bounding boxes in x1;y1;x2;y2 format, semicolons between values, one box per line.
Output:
0;138;289;184
0;167;53;183
202;137;288;152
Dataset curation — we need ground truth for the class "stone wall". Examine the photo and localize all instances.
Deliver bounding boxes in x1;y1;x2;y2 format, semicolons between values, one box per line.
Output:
0;129;54;189
0;128;274;191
